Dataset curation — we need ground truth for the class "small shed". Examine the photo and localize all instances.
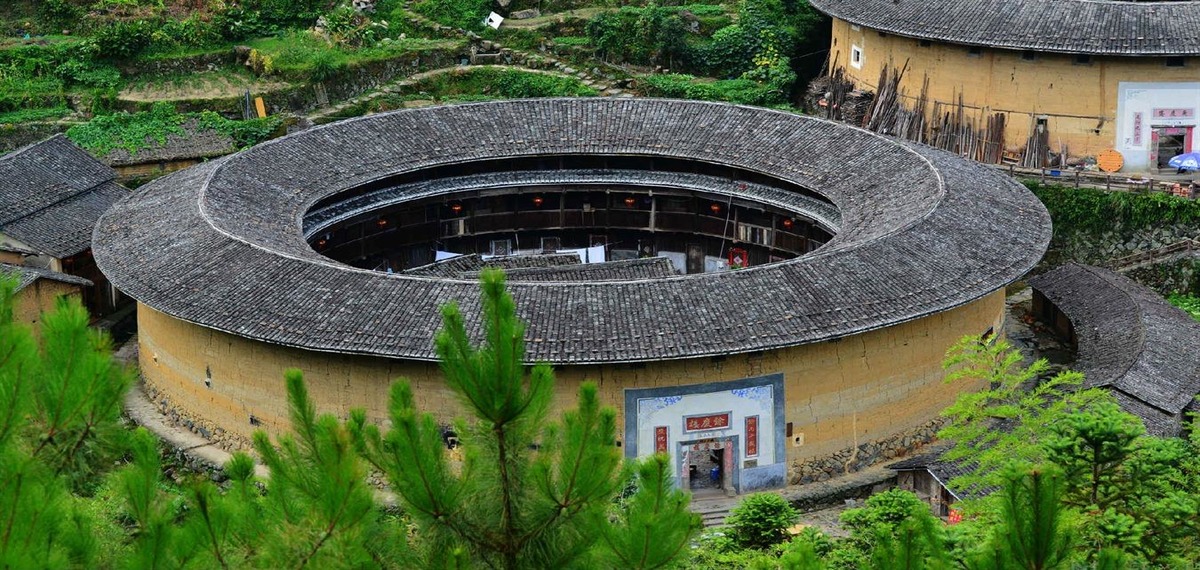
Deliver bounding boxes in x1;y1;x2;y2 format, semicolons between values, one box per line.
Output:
0;135;127;315
1;263;93;333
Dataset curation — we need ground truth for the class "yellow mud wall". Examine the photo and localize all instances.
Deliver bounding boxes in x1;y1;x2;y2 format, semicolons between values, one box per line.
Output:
829;18;1199;159
137;289;1003;467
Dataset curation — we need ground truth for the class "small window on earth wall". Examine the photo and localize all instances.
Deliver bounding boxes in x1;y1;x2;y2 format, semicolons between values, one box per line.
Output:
1166;57;1185;67
1021;51;1038;61
851;45;863;69
967;46;982;57
1074;54;1092;65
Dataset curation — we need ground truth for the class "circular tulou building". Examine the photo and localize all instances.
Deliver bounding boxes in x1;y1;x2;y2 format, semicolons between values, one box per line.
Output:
811;0;1200;171
93;98;1049;493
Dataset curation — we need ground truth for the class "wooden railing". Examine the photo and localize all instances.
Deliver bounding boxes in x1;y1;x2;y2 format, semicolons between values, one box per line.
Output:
1107;239;1200;270
991;164;1198;196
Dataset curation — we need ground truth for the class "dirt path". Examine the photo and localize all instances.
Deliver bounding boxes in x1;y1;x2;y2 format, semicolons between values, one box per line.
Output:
119;72;292;102
501;7;613;29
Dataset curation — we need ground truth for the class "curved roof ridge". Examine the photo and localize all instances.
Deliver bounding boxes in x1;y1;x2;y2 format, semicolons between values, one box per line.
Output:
811;0;1200;56
93;99;1048;364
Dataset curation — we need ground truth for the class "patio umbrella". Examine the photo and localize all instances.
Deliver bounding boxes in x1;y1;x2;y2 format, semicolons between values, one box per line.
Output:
1168;152;1200;171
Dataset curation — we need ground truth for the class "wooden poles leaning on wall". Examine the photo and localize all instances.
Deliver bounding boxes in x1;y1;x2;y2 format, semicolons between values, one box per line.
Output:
828;63;1056;166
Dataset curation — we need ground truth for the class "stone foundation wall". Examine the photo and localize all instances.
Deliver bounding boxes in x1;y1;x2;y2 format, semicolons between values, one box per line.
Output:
789;419;944;485
1123;258;1199;296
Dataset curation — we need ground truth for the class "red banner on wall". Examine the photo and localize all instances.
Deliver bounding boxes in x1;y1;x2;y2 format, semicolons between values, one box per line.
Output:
728;247;749;269
745;416;759;457
654;426;668;453
684;413;731;432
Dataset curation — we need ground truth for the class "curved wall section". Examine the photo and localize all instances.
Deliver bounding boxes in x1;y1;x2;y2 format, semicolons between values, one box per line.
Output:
137;290;1002;489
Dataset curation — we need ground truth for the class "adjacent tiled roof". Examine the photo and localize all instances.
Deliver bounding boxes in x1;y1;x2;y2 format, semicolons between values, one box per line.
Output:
1029;263;1200;436
0;136;126;258
93;99;1050;364
811;0;1200;56
0;263;92;292
463;257;678;282
404;253;584;276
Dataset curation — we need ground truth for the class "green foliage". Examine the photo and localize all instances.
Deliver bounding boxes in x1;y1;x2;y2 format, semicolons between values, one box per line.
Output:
197;111;283;148
37;0;85;30
93;19;156;60
375;67;597;107
66;101;186;155
937;335;1115;496
586;4;691;67
835;489;949;569
640;73;788;106
0;105;70;124
967;467;1075;570
1167;293;1200;320
413;0;490;30
352;269;699;568
728;492;799;549
216;0;333;39
1027;182;1200;236
0;277;132;567
67;103;280;156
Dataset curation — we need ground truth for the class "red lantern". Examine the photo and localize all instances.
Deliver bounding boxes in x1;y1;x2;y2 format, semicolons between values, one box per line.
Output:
624;197;636;207
710;203;721;214
376;218;388;228
782;218;794;229
450;203;463;214
532;196;544;207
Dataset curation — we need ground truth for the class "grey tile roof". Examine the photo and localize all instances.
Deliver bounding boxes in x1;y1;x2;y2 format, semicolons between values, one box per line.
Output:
0;263;93;292
811;0;1200;56
0;136;126;258
92;99;1050;364
1029;264;1200;436
404;253;584;276
462;257;679;282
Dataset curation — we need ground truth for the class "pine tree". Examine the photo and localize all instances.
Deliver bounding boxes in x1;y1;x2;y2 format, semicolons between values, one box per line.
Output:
967;467;1075;570
938;335;1115;497
352;268;701;569
0;279;132;568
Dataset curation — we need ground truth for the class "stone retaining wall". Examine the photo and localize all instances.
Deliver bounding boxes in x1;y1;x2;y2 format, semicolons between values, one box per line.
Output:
789;419;944;485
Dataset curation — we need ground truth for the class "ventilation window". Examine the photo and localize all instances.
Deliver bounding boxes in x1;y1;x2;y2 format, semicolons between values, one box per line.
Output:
918;39;932;48
851;45;864;69
1021;51;1038;61
1073;54;1092;65
877;31;887;37
1166;57;1185;67
967;46;982;57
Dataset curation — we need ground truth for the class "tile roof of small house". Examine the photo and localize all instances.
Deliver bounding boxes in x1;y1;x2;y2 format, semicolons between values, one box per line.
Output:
1;263;93;292
1029;263;1200;436
92;99;1050;364
811;0;1200;56
0;135;126;258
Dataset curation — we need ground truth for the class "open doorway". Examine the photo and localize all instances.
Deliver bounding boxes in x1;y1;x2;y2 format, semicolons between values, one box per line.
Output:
681;439;735;497
1152;127;1193;170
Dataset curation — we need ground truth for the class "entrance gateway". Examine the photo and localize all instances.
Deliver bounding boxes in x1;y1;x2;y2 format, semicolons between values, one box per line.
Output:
623;374;786;494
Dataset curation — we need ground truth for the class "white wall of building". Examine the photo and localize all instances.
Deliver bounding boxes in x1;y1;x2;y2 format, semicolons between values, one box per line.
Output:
1116;82;1200;172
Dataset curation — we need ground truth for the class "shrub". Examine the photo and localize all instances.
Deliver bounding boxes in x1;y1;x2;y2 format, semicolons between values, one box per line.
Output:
727;492;799;549
93;19;156;60
640;73;785;106
413;0;491;30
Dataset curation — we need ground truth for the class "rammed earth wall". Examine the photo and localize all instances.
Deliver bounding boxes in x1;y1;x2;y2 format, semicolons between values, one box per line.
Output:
136;290;1002;485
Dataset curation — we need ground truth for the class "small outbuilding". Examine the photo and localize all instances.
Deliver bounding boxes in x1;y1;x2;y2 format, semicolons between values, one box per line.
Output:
0;135;127;315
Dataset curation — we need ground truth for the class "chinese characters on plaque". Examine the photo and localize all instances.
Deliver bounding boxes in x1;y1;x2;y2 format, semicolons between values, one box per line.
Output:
1132;112;1143;146
1152;108;1195;119
683;412;731;432
745;416;758;457
654;426;668;453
